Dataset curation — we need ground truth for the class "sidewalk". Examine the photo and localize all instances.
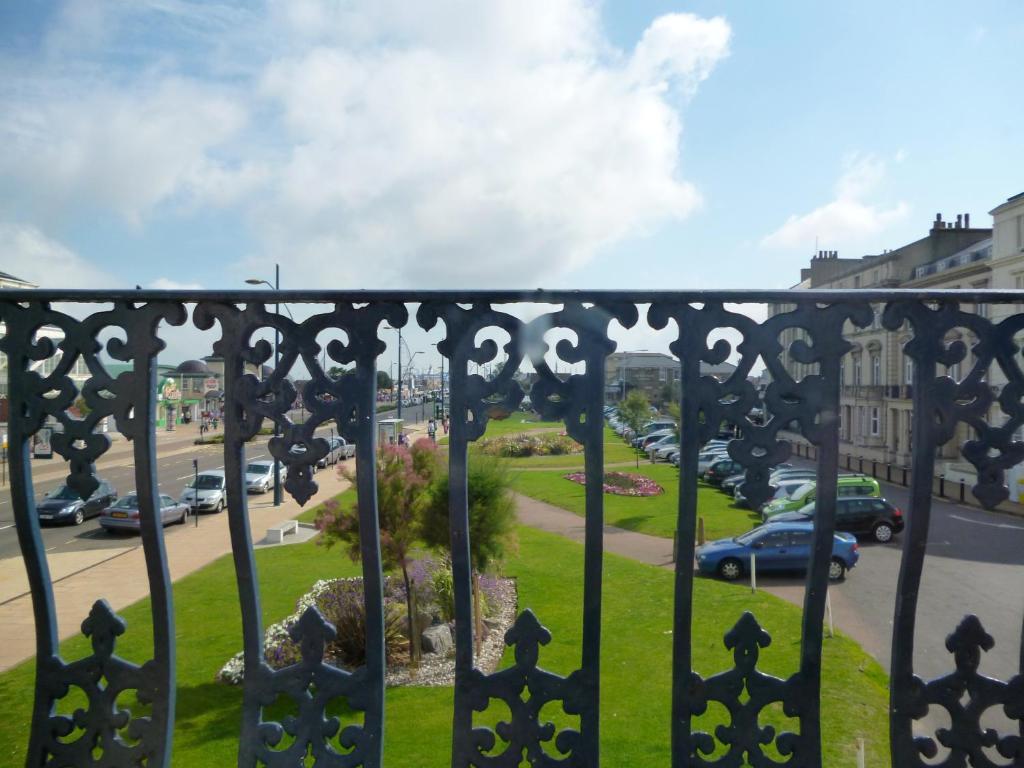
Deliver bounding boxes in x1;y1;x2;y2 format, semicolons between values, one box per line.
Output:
0;467;351;672
0;420;432;672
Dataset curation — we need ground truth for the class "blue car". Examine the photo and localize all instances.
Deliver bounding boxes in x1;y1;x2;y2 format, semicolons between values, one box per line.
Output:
695;522;859;582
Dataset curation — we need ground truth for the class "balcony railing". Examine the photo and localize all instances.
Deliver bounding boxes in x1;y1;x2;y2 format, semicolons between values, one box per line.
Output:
1;287;1023;767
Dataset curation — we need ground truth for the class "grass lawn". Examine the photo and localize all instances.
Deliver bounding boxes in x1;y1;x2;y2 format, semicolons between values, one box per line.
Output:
509;464;762;541
0;527;888;765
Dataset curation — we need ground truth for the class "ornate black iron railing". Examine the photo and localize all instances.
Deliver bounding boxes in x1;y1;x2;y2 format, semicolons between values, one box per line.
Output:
1;288;1022;767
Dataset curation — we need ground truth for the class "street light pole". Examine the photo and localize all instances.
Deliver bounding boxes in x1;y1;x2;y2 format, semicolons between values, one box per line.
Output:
245;264;284;507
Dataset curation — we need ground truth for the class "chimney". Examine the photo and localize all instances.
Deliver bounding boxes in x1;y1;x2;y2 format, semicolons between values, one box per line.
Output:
956;214;963;229
934;213;944;230
965;213;971;228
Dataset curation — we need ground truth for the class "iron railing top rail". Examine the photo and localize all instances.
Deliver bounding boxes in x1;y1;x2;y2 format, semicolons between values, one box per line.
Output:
1;287;1024;304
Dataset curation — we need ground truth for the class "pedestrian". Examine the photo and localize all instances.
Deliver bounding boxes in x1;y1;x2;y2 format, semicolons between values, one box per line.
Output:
442;415;449;435
427;419;437;442
398;431;407;446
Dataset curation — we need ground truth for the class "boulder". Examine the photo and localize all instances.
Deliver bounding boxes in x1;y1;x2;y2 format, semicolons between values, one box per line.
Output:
421;624;453;655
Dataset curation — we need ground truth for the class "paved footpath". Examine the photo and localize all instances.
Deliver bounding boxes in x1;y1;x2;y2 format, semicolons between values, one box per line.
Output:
0;417;431;673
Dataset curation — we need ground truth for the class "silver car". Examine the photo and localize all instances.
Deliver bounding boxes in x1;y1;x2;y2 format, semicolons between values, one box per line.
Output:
100;493;190;532
244;460;282;494
180;470;229;513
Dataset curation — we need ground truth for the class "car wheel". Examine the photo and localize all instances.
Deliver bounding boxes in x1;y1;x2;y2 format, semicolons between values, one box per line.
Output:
216;500;225;514
72;508;85;526
873;522;894;543
718;558;743;581
178;509;188;525
828;557;847;581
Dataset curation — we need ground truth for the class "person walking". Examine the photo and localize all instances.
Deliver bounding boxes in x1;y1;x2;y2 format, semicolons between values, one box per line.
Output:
427;419;437;442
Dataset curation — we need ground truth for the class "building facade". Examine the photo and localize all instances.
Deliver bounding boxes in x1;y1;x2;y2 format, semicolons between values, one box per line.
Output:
605;351;736;404
773;199;1024;492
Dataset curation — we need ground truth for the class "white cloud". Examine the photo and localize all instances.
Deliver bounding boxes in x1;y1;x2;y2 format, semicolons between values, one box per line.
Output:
761;153;909;250
0;223;114;288
150;277;203;290
1;1;731;288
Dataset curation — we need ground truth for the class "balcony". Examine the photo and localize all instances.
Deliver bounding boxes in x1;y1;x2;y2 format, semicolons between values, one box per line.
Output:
0;287;1022;767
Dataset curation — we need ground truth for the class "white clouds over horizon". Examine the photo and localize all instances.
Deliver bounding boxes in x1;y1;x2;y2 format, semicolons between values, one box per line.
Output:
760;153;909;251
0;0;730;289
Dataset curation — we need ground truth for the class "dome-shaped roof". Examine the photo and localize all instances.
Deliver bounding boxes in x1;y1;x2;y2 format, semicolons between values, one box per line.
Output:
175;359;212;375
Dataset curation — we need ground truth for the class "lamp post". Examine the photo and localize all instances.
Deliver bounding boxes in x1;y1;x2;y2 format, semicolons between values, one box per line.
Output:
432;342;445;419
385;325;403;420
245;264;286;507
621;349;648;402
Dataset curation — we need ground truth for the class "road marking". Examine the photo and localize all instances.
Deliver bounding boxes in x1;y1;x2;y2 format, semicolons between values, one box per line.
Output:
0;524;14;531
949;513;1024;531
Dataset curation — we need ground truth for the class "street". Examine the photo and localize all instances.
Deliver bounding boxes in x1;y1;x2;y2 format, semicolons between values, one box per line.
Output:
749;461;1024;698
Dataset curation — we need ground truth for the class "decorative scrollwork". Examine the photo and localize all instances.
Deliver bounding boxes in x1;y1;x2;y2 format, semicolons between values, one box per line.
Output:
883;300;1024;509
39;600;160;765
195;300;405;504
0;300;186;499
648;301;869;509
902;615;1024;766
417;302;526;441
254;607;373;767
525;301;638;444
465;610;591;767
689;612;803;767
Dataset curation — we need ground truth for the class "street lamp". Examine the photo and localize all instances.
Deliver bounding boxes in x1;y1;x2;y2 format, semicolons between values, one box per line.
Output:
245;264;287;507
432;342;445;419
384;325;404;420
621;349;648;401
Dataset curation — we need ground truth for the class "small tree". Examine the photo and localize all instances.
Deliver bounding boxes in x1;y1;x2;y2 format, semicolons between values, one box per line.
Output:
315;439;438;662
619;389;651;467
376;370;393;391
420;455;517;652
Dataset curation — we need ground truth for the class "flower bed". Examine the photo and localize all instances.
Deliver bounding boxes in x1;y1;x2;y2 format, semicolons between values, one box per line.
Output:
564;471;664;497
218;560;517;687
478;432;582;458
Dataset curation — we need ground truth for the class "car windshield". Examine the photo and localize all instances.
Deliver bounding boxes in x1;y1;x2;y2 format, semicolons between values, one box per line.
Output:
797;502;816;515
46;486;81;500
734;529;764;545
246;464;269;474
112;496;140;509
791;481;815;498
189;475;224;490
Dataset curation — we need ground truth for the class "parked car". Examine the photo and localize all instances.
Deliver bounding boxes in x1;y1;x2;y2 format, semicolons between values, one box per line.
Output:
696;448;730;474
765;496;904;543
720;473;747;495
695;522;859;581
647;435;679;460
636;428;675;451
100;493;190;532
244;460;281;494
704;458;747;485
319;436;356;466
761;475;881;520
631;421;677;447
735;477;811;509
36;479;117;526
768;468;818;485
179;470;229;513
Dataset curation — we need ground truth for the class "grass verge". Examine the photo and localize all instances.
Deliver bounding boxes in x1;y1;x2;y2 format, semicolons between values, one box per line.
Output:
0;527;887;765
509;463;761;540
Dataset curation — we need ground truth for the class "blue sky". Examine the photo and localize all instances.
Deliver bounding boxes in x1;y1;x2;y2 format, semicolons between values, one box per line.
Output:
1;1;1021;368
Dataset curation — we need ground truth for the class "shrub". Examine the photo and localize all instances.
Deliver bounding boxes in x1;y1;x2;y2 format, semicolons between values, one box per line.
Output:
477;432;582;458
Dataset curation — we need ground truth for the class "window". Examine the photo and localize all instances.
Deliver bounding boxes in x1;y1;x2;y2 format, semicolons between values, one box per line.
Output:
854;275;861;288
853;355;862;385
871;355;881;385
870;407;880;436
839;360;845;385
904;356;913;385
872;269;878;284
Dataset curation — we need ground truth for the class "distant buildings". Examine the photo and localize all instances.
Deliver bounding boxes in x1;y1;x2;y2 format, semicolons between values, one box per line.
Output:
772;192;1024;492
605;351;736;404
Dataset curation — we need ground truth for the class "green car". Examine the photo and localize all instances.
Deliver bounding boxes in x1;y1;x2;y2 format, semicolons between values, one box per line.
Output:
761;475;881;521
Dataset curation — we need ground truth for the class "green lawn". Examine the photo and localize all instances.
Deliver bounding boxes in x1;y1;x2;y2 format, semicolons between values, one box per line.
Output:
509;464;762;541
0;527;888;766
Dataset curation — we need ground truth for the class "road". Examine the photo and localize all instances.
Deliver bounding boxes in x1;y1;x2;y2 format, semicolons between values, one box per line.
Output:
729;461;1024;706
